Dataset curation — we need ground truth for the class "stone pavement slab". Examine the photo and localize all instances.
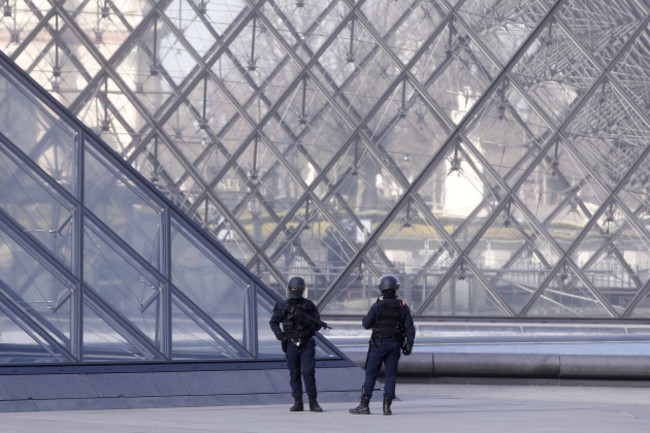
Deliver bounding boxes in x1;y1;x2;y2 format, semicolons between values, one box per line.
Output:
1;383;649;433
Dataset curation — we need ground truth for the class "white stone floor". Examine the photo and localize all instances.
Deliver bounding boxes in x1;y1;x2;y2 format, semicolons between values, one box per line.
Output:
2;382;649;433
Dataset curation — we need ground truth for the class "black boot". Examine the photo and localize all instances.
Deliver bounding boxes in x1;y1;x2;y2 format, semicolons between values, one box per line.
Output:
309;397;323;412
290;396;304;412
349;395;371;415
383;397;393;415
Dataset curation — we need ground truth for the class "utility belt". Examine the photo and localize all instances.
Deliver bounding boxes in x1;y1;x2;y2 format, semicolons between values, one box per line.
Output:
370;332;401;345
287;335;314;347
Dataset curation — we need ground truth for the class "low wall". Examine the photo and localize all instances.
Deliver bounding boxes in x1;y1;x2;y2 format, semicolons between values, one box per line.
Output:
345;351;650;380
0;364;364;412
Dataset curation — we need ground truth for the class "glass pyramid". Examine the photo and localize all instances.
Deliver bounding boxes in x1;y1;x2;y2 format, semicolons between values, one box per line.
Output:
3;0;650;323
0;52;342;364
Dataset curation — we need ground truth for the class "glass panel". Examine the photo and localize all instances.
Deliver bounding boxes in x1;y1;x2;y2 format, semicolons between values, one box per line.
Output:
374;196;456;311
510;22;600;127
420;261;511;317
7;0;650;328
366;81;449;185
0;147;74;269
412;21;500;126
419;141;503;250
321;261;378;315
517;138;610;252
171;218;248;347
458;0;555;66
464;82;551;188
525;263;612;318
82;294;155;363
0;304;62;364
0;71;77;193
256;289;285;359
83;221;161;345
564;82;650;190
0;224;73;351
85;145;163;270
171;290;250;360
571;202;650;314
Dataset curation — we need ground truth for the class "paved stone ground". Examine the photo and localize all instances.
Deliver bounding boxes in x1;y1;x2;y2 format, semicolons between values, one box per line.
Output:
2;382;649;433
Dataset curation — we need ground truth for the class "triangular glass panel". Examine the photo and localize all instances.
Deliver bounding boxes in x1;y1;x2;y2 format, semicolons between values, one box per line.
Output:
85;144;164;271
171;289;250;360
419;260;512;317
83;221;162;344
171;218;249;348
0;300;68;364
82;293;161;362
187;197;256;265
0;145;74;269
524;263;612;318
0;223;74;351
0;70;78;194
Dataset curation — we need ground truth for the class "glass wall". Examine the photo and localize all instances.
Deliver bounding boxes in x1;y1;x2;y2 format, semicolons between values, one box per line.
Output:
0;57;342;364
2;1;650;321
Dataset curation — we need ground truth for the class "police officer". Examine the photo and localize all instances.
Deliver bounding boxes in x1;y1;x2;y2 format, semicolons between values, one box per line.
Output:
349;274;415;416
269;276;324;412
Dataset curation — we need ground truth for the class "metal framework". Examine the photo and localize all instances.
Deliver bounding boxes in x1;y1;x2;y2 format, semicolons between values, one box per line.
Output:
4;0;650;325
0;50;344;364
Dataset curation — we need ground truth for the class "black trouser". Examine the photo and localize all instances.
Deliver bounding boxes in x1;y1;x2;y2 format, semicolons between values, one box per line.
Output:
286;339;317;399
362;336;401;400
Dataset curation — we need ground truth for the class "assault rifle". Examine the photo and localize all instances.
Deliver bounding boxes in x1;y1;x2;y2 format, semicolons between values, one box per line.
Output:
287;305;332;330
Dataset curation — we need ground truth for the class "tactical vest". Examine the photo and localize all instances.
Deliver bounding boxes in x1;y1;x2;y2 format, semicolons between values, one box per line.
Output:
282;300;311;339
372;300;403;338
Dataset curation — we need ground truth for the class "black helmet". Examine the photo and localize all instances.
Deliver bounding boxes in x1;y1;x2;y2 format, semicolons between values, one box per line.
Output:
288;276;306;298
379;274;400;296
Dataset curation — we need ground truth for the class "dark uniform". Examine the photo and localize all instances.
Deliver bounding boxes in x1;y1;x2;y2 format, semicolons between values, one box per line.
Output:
350;275;415;416
269;276;324;412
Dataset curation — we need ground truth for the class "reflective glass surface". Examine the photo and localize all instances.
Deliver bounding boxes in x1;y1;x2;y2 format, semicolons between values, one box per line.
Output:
2;0;650;341
0;52;342;364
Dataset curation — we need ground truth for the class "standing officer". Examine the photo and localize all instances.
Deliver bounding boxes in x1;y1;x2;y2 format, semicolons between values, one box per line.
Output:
349;274;415;416
269;276;325;412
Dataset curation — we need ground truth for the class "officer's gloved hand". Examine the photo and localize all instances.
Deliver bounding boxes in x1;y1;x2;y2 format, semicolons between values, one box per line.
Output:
402;344;412;356
275;331;285;341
